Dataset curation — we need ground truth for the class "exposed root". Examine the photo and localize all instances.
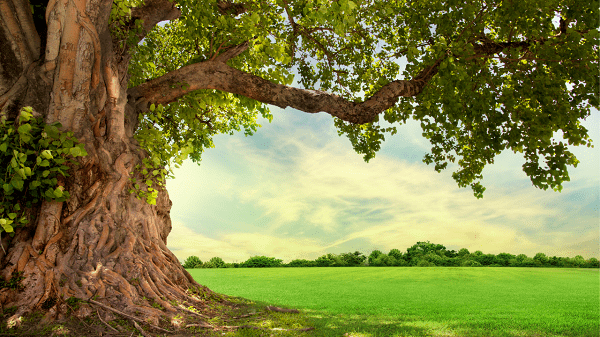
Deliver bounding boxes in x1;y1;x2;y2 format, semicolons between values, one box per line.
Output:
133;320;151;337
88;299;172;334
96;309;119;332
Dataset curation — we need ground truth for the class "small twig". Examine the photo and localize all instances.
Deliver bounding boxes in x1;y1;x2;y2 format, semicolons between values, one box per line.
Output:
226;325;315;332
87;299;172;334
133;321;150;337
96;309;119;332
266;305;299;314
178;305;209;318
185;322;214;328
273;327;315;331
232;312;258;319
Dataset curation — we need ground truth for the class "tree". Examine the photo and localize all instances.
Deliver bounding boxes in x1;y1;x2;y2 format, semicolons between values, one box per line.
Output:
241;255;283;268
368;250;384;265
495;252;515;266
388;248;404;261
458;248;471;258
204;256;226;268
340;251;367;266
533;252;549;266
315;254;336;267
0;0;597;330
182;255;203;268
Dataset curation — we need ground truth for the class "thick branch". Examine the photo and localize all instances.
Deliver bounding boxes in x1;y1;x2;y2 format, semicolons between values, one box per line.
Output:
130;0;181;44
128;60;441;124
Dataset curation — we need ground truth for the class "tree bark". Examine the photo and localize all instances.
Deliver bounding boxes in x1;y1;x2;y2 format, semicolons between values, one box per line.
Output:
0;0;211;328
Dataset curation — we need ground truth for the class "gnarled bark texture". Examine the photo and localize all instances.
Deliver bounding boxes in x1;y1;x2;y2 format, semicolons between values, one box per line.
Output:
0;0;212;329
1;0;444;329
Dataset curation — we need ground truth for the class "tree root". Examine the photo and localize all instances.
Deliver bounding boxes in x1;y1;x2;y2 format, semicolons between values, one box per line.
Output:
96;309;119;332
134;321;151;337
87;299;172;334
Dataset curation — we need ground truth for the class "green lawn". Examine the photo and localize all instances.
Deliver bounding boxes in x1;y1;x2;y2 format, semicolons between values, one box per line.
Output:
188;267;599;337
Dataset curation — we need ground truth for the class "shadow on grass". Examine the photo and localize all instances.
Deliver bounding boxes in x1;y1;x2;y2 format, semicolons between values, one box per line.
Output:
220;299;593;337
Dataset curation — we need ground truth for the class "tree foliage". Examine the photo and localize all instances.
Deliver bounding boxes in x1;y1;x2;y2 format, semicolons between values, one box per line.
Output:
183;241;599;269
127;0;598;198
182;255;203;268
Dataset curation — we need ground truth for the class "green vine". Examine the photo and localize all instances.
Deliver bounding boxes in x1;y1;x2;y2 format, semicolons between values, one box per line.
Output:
0;107;87;239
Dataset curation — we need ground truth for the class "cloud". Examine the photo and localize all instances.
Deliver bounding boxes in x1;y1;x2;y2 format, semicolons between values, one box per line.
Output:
166;108;600;261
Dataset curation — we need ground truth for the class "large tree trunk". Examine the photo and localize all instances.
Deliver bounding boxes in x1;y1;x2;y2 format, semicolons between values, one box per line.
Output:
0;0;208;328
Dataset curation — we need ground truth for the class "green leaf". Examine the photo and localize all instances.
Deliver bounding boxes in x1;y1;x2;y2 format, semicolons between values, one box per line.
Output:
18;123;32;134
1;222;14;233
41;150;53;159
11;178;24;191
69;147;81;157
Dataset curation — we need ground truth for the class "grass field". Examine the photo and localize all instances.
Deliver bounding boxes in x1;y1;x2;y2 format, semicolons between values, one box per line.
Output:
188;267;600;337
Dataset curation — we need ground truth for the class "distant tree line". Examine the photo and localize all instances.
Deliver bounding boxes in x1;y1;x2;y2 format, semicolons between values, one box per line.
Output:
181;241;600;269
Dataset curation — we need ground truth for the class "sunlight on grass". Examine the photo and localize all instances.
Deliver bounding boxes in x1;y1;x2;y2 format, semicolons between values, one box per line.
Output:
190;267;600;336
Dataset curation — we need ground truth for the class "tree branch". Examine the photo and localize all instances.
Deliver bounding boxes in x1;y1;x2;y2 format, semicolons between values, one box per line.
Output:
128;58;442;124
130;0;181;44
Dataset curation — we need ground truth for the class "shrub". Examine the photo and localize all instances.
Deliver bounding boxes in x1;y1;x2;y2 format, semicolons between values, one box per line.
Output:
182;256;203;269
417;259;435;267
519;257;535;267
241;256;283;268
203;257;226;268
340;251;367;266
394;258;408;266
286;259;316;267
315;255;335;267
585;258;599;268
461;259;482;267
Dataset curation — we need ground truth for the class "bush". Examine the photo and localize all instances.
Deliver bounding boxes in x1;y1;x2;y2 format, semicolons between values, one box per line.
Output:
182;256;203;269
340;251;367;266
461;259;482;267
417;259;435;267
286;259;316;267
203;257;226;268
585;258;599;268
315;255;335;267
394;258;408;266
519;257;535;267
241;256;283;268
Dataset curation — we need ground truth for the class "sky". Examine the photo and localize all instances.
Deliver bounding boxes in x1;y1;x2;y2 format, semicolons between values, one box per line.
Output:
165;104;599;263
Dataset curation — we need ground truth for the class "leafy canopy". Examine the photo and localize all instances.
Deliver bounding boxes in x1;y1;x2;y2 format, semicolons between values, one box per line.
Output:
128;0;598;198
